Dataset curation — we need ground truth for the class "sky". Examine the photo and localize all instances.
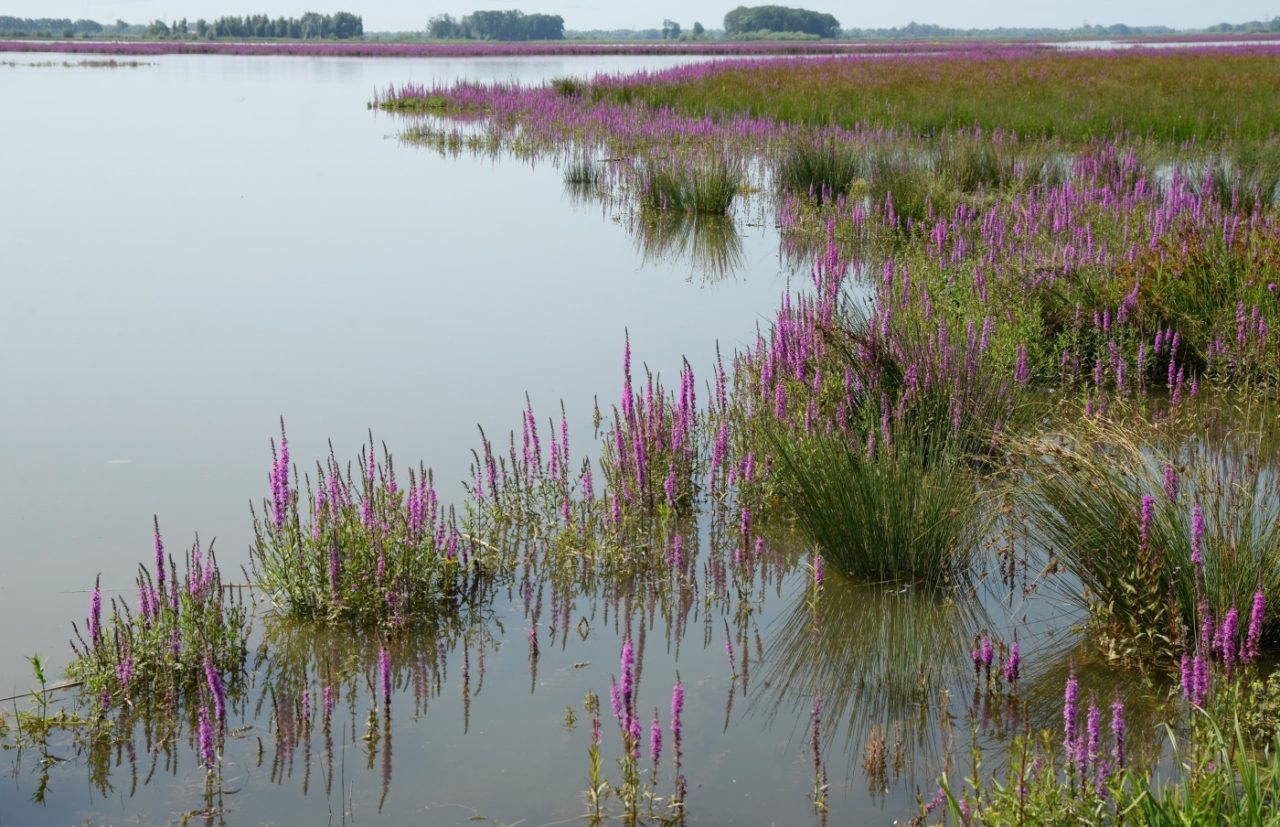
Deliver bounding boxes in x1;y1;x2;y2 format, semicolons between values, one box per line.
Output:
20;0;1280;33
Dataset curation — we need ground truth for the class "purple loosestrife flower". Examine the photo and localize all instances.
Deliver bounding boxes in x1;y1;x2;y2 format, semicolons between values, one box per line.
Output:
117;655;133;688
1246;590;1266;662
380;645;392;706
1111;696;1126;769
1086;702;1102;774
1181;653;1193;700
198;704;216;767
671;680;684;737
153;519;166;594
1192;654;1210;707
810;695;823;773
205;655;226;724
620;639;636;728
1164;464;1179;502
1003;641;1020;685
1221;607;1239;670
650;708;662;771
980;637;994;676
1063;672;1079;757
813;554;824;586
89;575;102;646
1014;345;1030;385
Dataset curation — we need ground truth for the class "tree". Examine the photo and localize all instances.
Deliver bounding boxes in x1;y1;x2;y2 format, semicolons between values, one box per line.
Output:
662;19;682;39
723;5;840;38
330;11;362;39
692;21;705;37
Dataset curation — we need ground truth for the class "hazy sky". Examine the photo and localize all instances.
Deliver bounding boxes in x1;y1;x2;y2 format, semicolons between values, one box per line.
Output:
24;0;1280;32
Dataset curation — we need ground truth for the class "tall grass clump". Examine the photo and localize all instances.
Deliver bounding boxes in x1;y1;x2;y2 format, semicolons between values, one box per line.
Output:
866;149;950;227
770;420;983;587
250;425;482;626
1010;414;1280;664
640;157;740;215
776;138;863;201
1194;141;1280;214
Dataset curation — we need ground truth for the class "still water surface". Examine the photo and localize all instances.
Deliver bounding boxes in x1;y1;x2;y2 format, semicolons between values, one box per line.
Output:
0;53;785;683
0;53;1077;826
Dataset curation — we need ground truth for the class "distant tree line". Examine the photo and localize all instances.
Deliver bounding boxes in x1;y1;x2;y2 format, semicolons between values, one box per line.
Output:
0;16;105;37
842;19;1280;39
427;10;565;40
723;5;840;38
190;12;362;39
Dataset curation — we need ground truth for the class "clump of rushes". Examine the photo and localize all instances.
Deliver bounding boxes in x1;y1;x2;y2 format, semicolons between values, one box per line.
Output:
770;418;982;586
776;137;863;202
68;518;249;711
1010;413;1280;664
250;423;483;625
640;156;741;215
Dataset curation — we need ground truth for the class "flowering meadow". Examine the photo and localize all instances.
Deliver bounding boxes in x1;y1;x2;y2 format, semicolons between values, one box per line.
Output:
6;42;1280;825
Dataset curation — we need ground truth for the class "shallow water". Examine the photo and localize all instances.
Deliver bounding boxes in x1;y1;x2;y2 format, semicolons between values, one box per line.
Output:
0;52;1103;826
0;52;787;689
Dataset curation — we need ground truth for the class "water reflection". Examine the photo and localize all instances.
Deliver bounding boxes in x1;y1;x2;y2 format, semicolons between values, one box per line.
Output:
633;209;746;281
757;573;986;792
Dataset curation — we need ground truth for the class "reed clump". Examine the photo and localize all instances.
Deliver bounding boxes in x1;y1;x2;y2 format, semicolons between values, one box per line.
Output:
776;138;863;201
770;420;983;587
1009;413;1280;664
640;158;741;215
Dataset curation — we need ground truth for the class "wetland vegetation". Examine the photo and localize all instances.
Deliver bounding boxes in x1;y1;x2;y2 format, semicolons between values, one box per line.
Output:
7;39;1280;826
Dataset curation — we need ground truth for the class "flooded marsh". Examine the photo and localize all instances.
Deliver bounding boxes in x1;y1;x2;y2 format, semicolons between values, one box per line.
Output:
5;42;1280;826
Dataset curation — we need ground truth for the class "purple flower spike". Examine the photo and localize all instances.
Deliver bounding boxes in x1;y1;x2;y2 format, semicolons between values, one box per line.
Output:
204;655;226;724
1191;503;1205;569
89;575;102;646
650;708;662;770
670;679;684;738
1111;696;1126;769
1245;590;1266;662
1063;672;1079;756
1164;464;1179;502
1086;702;1102;773
1002;641;1020;685
1221;607;1239;670
379;645;392;706
198;704;216;768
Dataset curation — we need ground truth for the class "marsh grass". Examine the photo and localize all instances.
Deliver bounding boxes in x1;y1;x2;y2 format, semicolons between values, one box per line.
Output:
641;157;741;215
1195;141;1280;213
776;139;863;201
769;421;984;587
612;51;1280;142
942;708;1280;826
1009;413;1280;664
